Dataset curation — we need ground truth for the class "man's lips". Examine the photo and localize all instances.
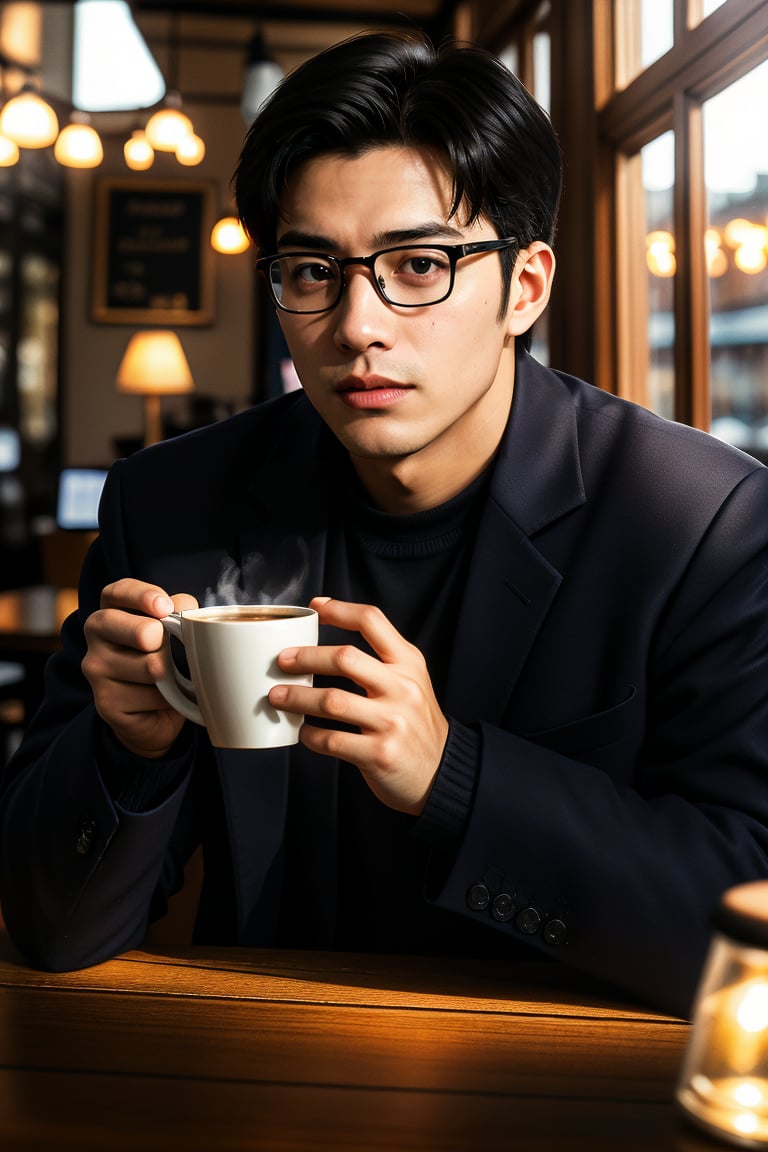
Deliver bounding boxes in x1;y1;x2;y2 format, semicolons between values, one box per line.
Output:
335;375;413;409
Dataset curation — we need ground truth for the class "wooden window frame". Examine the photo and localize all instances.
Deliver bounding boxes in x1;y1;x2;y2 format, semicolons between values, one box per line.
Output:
596;0;768;426
471;0;767;430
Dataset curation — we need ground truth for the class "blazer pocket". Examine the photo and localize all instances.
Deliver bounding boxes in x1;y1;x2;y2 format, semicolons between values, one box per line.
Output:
520;686;640;757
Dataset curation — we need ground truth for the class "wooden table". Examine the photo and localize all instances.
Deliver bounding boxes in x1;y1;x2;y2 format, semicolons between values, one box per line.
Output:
0;932;715;1152
0;585;77;653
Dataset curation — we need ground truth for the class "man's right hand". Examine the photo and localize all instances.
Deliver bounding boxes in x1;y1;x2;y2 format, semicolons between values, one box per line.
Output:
82;579;199;759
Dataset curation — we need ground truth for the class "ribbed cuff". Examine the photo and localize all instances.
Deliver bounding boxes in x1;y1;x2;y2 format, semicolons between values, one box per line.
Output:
97;720;195;813
411;719;481;854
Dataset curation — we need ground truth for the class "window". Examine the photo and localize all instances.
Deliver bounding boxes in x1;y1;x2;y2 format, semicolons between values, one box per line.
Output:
598;0;768;439
704;61;768;460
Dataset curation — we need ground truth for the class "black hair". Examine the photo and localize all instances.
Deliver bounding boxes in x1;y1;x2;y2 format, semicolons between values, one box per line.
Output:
233;30;562;310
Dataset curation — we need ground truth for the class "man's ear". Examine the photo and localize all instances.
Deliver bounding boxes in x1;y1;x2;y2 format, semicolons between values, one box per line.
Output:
504;241;556;336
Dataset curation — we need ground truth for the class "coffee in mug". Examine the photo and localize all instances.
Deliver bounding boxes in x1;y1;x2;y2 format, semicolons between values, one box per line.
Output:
155;604;318;749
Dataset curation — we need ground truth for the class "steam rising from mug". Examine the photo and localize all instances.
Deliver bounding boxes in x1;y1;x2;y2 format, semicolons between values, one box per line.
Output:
203;541;309;608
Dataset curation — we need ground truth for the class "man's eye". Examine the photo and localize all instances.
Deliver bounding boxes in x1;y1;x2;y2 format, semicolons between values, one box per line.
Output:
296;262;333;284
397;253;448;278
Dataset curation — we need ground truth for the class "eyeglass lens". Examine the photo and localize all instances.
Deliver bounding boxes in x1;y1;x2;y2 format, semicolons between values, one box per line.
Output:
269;247;455;312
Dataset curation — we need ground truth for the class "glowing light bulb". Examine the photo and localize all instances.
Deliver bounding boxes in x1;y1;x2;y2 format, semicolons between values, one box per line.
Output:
210;216;250;255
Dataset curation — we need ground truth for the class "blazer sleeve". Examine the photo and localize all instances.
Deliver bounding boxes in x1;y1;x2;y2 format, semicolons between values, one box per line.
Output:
427;465;768;1017
0;462;196;971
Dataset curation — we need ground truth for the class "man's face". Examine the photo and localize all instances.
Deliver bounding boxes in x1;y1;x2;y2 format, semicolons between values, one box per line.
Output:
274;146;521;507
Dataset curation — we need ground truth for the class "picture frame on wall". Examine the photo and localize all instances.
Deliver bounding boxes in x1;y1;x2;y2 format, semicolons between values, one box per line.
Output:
91;178;216;326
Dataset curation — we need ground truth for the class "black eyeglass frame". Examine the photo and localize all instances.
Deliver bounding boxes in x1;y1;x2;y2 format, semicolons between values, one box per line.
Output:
255;237;519;314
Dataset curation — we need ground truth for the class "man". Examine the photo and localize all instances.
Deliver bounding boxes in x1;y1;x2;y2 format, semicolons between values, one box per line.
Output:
2;31;768;1018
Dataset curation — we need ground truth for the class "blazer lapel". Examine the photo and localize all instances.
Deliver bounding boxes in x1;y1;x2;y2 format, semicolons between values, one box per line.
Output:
445;352;586;724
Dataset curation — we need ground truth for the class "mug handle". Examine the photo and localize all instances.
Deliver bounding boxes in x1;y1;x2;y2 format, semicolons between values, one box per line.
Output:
155;613;206;727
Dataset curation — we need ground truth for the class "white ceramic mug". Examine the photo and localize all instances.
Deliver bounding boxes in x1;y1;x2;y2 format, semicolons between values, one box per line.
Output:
155;604;318;749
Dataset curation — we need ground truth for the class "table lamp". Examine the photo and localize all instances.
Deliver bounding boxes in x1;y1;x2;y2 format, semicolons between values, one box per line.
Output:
116;330;194;448
677;881;768;1146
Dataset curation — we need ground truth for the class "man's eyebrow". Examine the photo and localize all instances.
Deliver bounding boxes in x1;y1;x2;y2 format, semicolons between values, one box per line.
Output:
276;222;467;252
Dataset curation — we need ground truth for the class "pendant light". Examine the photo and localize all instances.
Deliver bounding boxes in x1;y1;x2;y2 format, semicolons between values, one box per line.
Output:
0;134;19;166
144;91;193;152
0;83;58;148
142;14;201;159
240;31;283;125
210;215;250;255
123;129;154;171
175;131;205;166
54;111;103;168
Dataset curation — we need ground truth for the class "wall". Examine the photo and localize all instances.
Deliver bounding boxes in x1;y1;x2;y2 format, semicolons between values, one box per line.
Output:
62;94;255;466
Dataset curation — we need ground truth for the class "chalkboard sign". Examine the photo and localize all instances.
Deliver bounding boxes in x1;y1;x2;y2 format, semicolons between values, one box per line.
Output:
92;179;215;325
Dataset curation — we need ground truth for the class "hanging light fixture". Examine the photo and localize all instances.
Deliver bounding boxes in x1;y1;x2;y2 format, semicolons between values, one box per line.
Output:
175;131;205;166
0;134;19;167
210;215;250;255
0;82;58;148
144;91;193;152
123;128;154;171
240;31;283;125
141;13;202;162
54;111;103;168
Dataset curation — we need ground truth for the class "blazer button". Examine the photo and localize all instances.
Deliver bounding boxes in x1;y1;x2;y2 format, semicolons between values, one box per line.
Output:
543;918;568;945
491;893;516;922
75;815;97;856
467;883;491;911
515;906;541;935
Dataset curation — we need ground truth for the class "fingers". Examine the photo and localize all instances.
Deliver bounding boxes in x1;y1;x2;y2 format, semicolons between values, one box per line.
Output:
100;578;176;619
308;596;423;668
82;579;199;759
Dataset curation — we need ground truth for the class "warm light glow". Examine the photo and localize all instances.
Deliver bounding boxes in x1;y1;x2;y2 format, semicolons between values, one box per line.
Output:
123;129;154;171
646;230;676;277
0;4;42;68
210;216;250;255
734;1081;765;1108
723;217;757;248
116;330;194;448
736;981;768;1033
705;228;728;277
732;226;768;274
734;1111;760;1136
53;120;103;168
175;132;205;166
0;134;19;166
144;105;193;151
0;86;58;147
735;245;768;274
116;330;194;396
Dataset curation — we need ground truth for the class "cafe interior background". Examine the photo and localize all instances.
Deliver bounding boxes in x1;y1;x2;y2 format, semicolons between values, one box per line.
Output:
0;0;765;736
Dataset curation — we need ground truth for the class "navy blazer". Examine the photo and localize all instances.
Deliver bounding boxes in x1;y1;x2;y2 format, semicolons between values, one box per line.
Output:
3;349;768;1016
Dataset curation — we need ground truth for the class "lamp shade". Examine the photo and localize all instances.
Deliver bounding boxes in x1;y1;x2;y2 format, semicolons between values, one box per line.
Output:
54;119;104;168
144;94;193;151
123;129;154;171
0;86;59;148
116;330;194;448
116;330;194;395
0;135;19;166
240;32;283;124
175;132;205;166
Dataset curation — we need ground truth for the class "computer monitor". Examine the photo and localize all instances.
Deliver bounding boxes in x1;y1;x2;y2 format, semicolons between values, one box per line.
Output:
0;427;20;473
56;468;108;531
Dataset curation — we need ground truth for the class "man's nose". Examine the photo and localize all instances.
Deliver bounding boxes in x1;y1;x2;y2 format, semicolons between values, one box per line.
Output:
332;265;395;352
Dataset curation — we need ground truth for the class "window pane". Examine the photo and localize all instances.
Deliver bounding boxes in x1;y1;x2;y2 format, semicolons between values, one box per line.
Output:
643;131;676;419
616;0;674;86
691;0;728;27
704;61;768;460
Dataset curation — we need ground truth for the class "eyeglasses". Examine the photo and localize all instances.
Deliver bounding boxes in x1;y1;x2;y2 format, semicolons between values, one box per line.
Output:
256;237;518;314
